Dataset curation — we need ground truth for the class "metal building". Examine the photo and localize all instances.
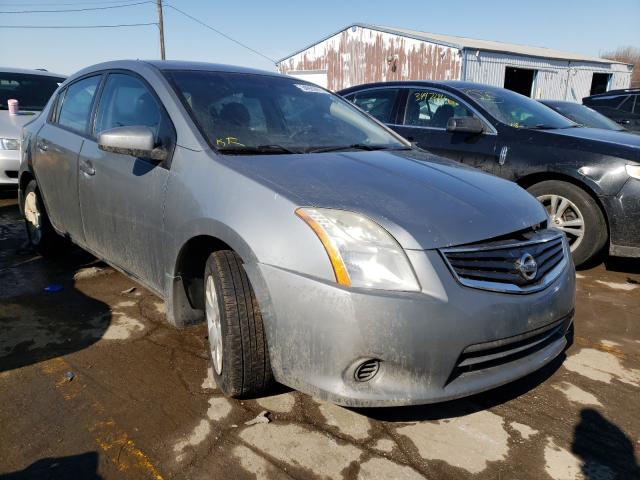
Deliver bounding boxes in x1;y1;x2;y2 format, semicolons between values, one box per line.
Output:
277;24;633;100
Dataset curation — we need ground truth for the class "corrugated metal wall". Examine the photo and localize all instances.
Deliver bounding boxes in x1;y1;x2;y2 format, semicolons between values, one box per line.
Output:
463;50;632;100
278;26;633;97
278;26;461;91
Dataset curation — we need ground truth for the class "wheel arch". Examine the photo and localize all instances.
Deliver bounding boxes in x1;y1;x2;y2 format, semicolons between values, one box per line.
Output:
166;224;266;329
516;171;610;238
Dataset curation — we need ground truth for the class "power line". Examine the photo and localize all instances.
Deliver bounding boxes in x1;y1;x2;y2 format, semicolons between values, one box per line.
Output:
0;22;157;29
0;0;139;5
163;4;276;64
0;1;152;14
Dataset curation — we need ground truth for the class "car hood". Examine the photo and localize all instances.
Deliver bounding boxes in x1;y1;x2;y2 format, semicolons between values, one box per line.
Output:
538;127;640;160
0;110;40;139
225;149;547;250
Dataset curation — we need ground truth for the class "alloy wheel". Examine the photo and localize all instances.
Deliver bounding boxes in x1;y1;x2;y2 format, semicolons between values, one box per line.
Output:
205;275;223;375
537;194;585;252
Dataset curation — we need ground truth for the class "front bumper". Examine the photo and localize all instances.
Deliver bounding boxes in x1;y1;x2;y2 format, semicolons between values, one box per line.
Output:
603;178;640;258
251;249;575;407
0;149;19;185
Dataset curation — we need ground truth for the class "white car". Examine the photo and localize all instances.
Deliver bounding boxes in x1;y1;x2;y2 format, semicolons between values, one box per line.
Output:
0;67;65;186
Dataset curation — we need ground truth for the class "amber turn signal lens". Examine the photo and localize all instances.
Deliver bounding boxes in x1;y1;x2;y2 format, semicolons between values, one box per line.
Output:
295;208;351;286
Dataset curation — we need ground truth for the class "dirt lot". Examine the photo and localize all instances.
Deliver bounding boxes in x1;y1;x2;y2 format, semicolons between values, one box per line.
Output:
1;193;639;480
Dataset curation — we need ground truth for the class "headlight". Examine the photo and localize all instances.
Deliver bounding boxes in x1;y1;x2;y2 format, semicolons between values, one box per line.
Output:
0;138;20;150
626;164;640;180
296;207;420;291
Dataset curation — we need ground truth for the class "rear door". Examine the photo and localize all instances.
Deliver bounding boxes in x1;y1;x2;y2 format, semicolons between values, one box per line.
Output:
34;74;102;242
78;71;176;292
393;88;499;174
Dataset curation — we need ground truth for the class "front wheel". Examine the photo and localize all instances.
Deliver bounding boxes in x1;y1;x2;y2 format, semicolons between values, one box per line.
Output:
23;180;67;257
204;250;274;398
527;180;607;267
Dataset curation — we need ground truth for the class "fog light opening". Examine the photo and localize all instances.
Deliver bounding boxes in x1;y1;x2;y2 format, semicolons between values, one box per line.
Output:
354;359;380;382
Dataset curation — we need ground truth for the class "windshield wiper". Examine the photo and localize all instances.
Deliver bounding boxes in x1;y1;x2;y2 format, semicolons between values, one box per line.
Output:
525;124;559;130
305;144;410;153
217;144;299;155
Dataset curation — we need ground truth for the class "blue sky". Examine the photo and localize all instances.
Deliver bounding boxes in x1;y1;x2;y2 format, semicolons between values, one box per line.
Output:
1;0;638;75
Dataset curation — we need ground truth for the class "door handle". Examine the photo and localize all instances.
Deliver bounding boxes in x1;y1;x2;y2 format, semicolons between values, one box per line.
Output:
80;159;96;176
37;140;48;152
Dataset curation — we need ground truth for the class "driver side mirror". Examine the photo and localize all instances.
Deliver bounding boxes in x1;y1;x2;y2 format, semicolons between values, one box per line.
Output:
98;126;167;161
446;116;485;134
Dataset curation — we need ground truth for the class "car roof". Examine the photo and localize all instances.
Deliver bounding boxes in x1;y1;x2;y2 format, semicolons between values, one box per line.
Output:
585;88;640;99
539;100;582;107
0;66;66;78
337;80;500;95
68;60;281;81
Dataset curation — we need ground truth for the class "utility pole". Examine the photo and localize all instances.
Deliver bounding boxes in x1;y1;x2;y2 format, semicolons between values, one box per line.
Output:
156;0;166;60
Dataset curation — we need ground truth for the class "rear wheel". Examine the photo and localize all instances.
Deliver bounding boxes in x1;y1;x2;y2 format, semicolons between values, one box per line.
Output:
23;180;67;257
204;250;274;398
527;180;607;266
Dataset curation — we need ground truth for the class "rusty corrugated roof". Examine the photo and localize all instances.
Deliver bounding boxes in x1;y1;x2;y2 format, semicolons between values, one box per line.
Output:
278;23;629;66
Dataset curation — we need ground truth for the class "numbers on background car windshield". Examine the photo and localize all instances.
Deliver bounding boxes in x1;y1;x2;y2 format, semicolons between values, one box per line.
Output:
351;89;399;123
404;90;473;128
57;76;101;133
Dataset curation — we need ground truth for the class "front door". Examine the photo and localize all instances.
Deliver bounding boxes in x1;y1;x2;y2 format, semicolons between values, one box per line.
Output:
78;72;176;292
34;75;102;242
393;88;499;175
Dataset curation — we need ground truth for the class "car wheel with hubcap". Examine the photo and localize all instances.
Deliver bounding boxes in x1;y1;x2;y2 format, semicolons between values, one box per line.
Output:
23;179;67;257
203;250;274;397
527;180;607;267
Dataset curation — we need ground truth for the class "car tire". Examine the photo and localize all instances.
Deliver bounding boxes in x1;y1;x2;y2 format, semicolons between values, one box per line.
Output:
527;180;607;267
23;180;68;257
204;250;274;398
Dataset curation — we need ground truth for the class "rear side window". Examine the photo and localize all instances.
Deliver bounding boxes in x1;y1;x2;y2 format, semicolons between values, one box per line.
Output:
351;89;399;123
619;95;634;113
586;95;626;108
57;76;101;134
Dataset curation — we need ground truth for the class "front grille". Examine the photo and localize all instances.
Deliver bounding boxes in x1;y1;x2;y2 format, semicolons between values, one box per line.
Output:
447;314;572;384
4;170;18;179
440;229;567;294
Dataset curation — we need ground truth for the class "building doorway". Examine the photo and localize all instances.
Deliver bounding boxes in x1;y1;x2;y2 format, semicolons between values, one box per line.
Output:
504;67;537;97
590;73;611;95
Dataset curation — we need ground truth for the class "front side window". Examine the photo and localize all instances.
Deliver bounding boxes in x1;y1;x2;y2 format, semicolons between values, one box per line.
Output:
0;72;64;111
165;71;407;154
633;96;640;115
351;88;399;123
462;86;575;129
403;89;475;128
57;76;101;133
95;73;167;144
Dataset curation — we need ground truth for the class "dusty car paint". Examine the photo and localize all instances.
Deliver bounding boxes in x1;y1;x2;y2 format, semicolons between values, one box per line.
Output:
20;61;575;406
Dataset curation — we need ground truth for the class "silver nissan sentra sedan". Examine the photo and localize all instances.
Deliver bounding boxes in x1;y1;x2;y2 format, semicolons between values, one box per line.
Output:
19;60;575;407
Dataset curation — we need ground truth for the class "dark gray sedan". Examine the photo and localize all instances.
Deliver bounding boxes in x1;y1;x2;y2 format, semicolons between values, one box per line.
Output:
19;61;575;406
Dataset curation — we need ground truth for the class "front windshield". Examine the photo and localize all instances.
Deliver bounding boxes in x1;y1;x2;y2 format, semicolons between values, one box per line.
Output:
462;87;575;130
544;102;624;131
165;70;408;153
0;72;65;111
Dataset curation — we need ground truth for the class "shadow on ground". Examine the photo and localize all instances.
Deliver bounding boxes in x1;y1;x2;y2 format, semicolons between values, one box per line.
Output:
0;452;102;480
572;408;640;479
0;199;112;372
